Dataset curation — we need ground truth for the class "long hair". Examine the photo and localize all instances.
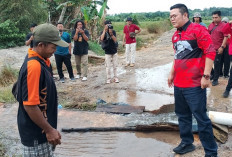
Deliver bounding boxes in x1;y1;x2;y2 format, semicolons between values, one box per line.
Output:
73;20;85;29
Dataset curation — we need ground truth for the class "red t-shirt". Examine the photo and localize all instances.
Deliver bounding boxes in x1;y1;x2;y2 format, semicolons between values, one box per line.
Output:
123;24;140;44
208;22;227;50
172;21;216;88
223;23;232;55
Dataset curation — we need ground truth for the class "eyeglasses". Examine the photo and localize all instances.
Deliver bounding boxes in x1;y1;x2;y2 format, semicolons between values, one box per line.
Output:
169;14;179;20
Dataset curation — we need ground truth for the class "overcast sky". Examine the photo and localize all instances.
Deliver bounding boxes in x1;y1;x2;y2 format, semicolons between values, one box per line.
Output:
107;0;232;14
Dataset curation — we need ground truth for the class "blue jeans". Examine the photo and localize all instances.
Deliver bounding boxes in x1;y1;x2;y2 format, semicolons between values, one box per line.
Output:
174;86;217;156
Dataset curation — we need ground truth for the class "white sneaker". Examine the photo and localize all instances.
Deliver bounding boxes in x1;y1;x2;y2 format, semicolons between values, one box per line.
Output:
106;79;111;84
114;78;119;83
82;77;87;81
75;75;80;79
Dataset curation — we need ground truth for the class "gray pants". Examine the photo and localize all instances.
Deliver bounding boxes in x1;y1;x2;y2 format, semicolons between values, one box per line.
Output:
75;54;88;77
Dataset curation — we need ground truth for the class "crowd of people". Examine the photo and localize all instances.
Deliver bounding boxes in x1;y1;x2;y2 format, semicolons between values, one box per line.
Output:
16;3;232;156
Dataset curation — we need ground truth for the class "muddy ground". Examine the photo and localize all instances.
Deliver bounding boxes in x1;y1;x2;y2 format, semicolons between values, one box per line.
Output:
1;29;232;156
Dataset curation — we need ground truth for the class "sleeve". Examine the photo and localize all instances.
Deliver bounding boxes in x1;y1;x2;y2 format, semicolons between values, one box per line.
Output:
23;60;41;105
196;26;216;61
134;24;140;30
113;30;116;37
123;26;126;34
25;33;31;41
222;23;230;36
71;30;76;39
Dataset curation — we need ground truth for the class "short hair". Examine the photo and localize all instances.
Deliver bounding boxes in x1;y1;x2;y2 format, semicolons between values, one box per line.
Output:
212;11;221;16
56;22;63;26
33;41;50;47
74;20;85;29
170;3;189;18
30;23;37;28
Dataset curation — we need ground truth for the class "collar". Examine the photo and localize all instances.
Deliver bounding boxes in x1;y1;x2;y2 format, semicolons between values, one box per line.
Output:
28;48;51;67
177;20;191;32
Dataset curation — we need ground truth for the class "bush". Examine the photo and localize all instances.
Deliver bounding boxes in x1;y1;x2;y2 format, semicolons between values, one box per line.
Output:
88;41;105;56
0;86;16;103
147;20;172;34
0;20;25;49
0;65;18;87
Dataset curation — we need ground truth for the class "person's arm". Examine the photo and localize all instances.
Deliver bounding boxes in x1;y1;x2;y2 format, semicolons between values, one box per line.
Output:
109;30;117;43
218;36;228;54
122;33;126;47
168;61;175;88
68;43;72;54
73;29;79;41
100;25;107;41
24;105;61;146
79;29;89;41
135;25;141;34
201;58;214;89
25;35;33;46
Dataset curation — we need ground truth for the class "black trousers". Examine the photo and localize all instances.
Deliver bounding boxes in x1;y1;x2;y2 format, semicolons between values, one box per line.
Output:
220;46;230;76
213;52;222;82
54;54;74;79
226;56;232;91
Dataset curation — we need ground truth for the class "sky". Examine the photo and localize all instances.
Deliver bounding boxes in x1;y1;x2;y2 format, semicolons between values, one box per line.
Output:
107;0;232;14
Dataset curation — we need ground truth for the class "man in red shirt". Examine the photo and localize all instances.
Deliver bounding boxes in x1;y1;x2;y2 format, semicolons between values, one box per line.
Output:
123;17;141;67
168;3;218;157
208;11;228;86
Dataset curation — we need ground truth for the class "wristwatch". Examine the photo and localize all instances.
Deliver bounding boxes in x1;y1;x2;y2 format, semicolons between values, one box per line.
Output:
203;74;210;80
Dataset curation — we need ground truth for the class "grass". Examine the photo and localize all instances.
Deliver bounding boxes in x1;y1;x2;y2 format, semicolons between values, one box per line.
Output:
0;142;5;156
0;86;16;103
0;65;18;87
88;41;105;56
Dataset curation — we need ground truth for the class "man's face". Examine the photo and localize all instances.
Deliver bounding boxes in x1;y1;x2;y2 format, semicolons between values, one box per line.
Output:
40;43;57;58
30;27;35;32
194;17;200;23
212;14;221;24
77;22;83;29
170;8;188;28
57;24;63;31
127;20;132;25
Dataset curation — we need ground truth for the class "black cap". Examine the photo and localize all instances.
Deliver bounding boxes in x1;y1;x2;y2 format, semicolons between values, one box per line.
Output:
30;23;37;28
126;17;133;21
104;20;112;25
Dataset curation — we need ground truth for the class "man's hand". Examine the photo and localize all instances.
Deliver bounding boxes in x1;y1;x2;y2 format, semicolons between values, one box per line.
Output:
201;77;211;89
46;128;61;146
168;73;174;88
79;29;84;34
104;25;108;31
29;35;34;41
109;29;114;36
218;47;224;54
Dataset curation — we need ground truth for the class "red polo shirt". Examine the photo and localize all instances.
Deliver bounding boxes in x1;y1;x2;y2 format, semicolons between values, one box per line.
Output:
123;24;140;44
208;22;227;50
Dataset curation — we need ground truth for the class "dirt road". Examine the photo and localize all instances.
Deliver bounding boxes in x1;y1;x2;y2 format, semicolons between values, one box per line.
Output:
1;29;232;156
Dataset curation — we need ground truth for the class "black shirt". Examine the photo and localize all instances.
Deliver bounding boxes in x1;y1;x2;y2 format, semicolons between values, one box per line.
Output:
17;53;58;146
72;29;90;55
101;30;117;54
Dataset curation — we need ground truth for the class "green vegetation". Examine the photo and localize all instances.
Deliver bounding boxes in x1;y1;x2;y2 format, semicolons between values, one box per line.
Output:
0;143;6;157
0;86;16;103
0;65;18;87
88;41;105;56
0;65;18;103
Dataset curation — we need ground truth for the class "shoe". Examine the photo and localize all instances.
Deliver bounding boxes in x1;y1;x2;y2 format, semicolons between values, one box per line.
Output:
212;80;218;86
173;143;195;154
75;75;80;79
219;74;223;77
224;75;229;78
114;77;119;83
106;79;111;84
82;77;87;81
59;78;65;83
205;155;218;157
130;63;135;67
70;77;76;81
223;90;230;98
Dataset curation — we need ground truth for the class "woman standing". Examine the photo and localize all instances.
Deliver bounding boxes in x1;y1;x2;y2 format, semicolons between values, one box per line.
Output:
72;20;89;81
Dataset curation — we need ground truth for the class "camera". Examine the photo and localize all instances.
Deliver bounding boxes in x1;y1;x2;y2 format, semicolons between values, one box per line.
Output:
108;24;113;29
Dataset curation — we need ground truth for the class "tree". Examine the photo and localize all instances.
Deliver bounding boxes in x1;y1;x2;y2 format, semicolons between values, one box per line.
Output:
0;0;47;33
